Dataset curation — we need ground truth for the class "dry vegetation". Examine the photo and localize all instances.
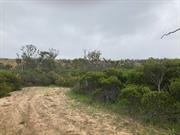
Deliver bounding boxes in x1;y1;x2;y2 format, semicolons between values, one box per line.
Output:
0;58;17;68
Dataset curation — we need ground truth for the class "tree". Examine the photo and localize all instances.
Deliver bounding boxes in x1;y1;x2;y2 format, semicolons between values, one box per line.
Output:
81;50;102;70
48;48;59;59
18;44;39;70
20;44;39;59
38;48;59;72
87;50;101;61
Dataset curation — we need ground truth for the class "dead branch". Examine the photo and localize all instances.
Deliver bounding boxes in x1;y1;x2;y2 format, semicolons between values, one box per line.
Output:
161;28;180;39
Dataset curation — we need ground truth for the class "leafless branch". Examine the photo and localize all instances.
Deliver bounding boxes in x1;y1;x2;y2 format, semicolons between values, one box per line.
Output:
161;28;180;39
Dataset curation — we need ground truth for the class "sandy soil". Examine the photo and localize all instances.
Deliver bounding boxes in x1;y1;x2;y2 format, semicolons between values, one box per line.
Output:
0;87;132;135
0;59;17;68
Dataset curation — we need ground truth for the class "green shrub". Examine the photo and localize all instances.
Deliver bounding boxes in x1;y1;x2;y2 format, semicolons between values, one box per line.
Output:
120;85;151;110
170;78;180;102
94;76;121;102
0;70;21;97
103;68;126;83
21;70;40;86
173;102;180;122
142;91;176;122
74;70;124;102
46;71;59;84
20;70;51;86
77;71;106;94
0;70;21;90
124;70;143;84
55;76;65;86
55;75;79;87
0;83;12;97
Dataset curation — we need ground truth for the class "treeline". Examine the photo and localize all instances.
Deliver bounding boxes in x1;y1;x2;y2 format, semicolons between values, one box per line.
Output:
0;45;180;132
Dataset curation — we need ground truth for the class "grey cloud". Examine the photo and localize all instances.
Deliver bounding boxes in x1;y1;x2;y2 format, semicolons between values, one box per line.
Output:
0;0;179;59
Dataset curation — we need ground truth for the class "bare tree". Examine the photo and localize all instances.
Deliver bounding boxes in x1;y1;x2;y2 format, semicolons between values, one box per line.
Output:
161;28;180;39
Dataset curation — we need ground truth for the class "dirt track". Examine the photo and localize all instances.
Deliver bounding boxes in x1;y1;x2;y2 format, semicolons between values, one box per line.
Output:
0;87;132;135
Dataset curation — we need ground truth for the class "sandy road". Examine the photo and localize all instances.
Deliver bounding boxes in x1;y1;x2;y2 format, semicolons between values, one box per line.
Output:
0;87;132;135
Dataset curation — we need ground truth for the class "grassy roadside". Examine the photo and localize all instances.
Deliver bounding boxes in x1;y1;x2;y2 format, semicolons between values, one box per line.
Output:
66;89;178;135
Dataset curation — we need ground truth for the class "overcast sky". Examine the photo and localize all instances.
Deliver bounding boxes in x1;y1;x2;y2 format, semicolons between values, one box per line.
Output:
0;0;180;59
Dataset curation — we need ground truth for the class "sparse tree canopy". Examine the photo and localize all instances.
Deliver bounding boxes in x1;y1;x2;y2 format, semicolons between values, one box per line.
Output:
20;44;39;59
39;49;59;60
87;50;101;61
17;44;39;69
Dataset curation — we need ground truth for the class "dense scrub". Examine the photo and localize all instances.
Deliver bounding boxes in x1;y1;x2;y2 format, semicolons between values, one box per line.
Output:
75;69;124;102
73;60;180;133
0;45;180;133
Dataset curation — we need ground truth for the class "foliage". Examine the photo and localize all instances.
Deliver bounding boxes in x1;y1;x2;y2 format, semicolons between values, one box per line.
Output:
75;69;124;102
141;91;178;122
18;44;39;69
73;60;180;130
142;61;167;91
77;71;106;94
0;70;21;97
86;50;101;61
124;69;143;84
170;78;180;102
120;85;151;111
20;70;49;86
55;74;79;87
103;68;126;83
38;49;59;72
1;45;180;133
95;76;121;102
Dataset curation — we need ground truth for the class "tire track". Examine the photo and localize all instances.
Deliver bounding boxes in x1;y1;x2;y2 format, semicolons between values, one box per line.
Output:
0;87;132;135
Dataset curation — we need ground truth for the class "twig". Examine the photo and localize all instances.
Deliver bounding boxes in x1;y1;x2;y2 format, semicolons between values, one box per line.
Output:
161;28;180;39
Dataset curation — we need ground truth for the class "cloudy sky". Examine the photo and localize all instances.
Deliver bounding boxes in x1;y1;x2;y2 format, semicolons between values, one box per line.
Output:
0;0;180;59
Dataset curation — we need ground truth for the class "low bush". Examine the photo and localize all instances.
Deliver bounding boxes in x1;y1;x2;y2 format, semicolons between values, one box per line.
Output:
20;70;52;86
94;76;121;102
0;70;21;97
0;83;12;97
46;71;59;84
103;68;126;83
142;91;177;122
55;75;79;87
76;71;106;94
119;85;151;112
19;69;79;87
74;70;124;102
